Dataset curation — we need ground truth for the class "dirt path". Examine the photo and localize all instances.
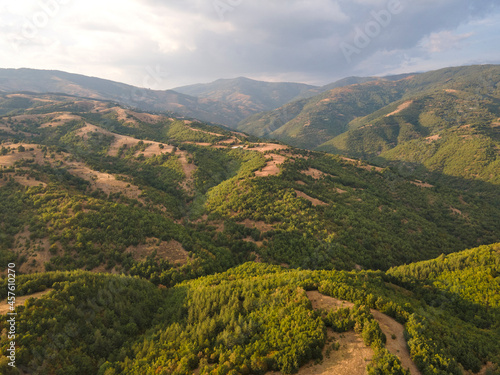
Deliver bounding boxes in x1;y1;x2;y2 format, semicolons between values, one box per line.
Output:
306;291;421;375
298;292;370;375
371;310;421;375
176;150;196;192
0;289;54;315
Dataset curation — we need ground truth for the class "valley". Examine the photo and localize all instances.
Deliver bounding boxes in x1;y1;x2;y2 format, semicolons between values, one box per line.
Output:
0;67;498;375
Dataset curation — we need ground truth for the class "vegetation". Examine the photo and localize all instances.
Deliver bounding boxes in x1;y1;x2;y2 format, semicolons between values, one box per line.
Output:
0;87;499;374
2;245;499;374
239;65;500;187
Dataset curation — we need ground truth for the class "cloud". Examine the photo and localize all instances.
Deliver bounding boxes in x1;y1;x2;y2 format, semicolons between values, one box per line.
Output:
422;31;474;53
0;0;499;87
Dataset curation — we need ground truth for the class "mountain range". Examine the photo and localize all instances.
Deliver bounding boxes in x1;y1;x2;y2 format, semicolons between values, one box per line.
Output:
0;66;499;375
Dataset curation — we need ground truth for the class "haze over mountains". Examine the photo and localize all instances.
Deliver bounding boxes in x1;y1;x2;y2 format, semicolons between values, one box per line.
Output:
0;68;414;127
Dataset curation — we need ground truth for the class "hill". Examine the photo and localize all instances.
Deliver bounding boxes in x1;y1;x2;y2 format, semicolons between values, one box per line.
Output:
0;68;252;126
1;244;498;374
0;91;499;276
174;77;317;114
0;91;499;374
239;65;500;185
237;79;405;148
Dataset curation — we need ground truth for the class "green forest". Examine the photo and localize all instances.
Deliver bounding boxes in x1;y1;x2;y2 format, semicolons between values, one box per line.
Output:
1;244;499;374
0;91;499;374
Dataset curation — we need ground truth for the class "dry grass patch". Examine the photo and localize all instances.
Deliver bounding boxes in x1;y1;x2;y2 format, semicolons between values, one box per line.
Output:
238;219;275;232
340;157;383;172
410;180;434;188
425;134;441;142
302;168;335;180
248;143;288;153
0;143;55;168
176;150;196;192
254;154;286;177
295;190;328;206
126;238;190;265
306;291;421;375
65;161;143;200
40;113;82;128
385;101;413;117
371;310;421;375
0;174;47;188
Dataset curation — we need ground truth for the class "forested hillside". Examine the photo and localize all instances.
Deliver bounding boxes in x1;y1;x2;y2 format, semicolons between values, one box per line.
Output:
239;65;500;186
174;77;316;114
0;92;499;277
0;91;499;374
1;244;499;374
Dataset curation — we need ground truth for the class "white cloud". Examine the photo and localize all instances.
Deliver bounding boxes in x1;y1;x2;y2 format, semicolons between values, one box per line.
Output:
0;0;499;87
421;30;474;53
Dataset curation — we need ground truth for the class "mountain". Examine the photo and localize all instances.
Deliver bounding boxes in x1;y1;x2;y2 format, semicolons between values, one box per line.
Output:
0;68;253;125
0;91;499;374
174;76;317;113
0;90;499;273
239;65;500;185
237;79;406;148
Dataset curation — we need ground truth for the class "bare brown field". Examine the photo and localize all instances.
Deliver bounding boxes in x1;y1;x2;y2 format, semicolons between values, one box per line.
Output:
385;101;413;117
254;154;287;177
295;190;328;206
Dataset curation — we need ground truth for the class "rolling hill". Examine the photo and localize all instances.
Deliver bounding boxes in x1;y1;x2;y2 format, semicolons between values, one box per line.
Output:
0;88;498;374
1;244;498;374
0;91;499;274
174;77;317;113
0;68;256;126
238;65;500;185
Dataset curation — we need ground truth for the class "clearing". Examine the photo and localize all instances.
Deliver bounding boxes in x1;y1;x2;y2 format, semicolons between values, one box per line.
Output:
305;291;421;375
254;154;287;177
295;190;328;206
301;168;335;180
385;101;413;117
126;238;190;265
176;150;197;192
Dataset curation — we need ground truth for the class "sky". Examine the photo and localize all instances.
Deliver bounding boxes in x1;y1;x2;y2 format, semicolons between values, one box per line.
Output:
1;0;500;89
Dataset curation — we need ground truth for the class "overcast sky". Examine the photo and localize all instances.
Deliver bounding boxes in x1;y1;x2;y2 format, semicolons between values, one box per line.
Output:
1;0;500;89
